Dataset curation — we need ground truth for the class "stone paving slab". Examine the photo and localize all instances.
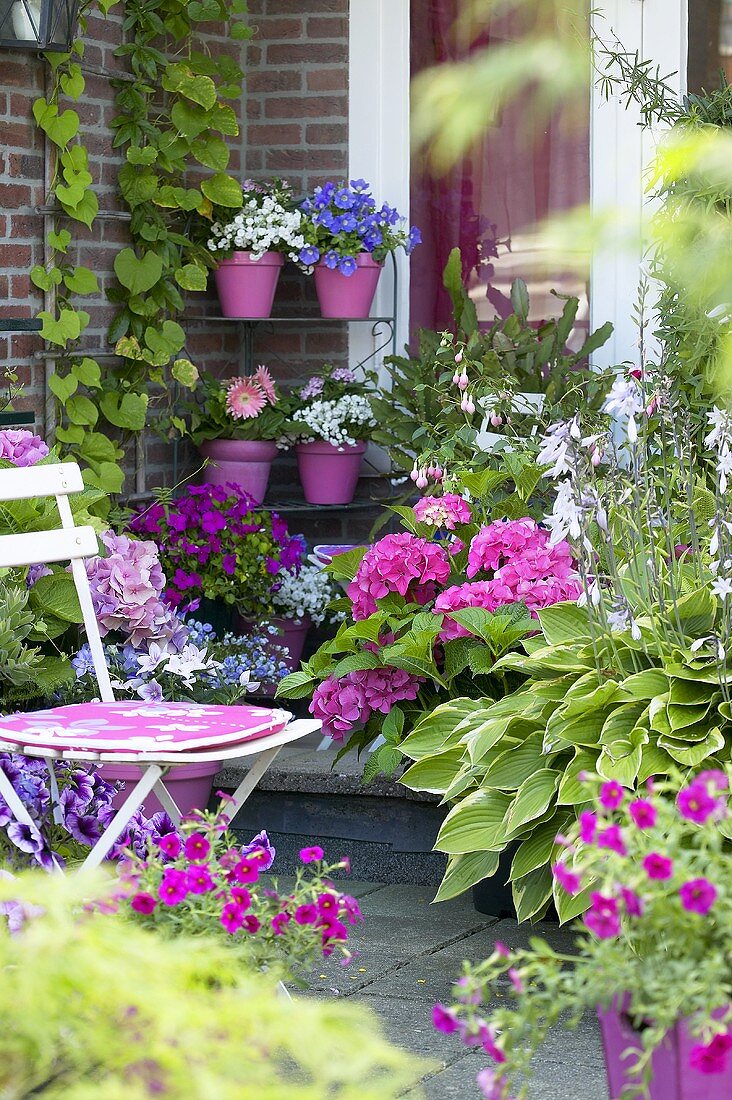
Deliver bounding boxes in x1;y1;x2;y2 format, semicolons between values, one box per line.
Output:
308;881;607;1099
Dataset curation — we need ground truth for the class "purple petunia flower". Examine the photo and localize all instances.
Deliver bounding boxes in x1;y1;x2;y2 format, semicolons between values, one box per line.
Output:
679;878;717;915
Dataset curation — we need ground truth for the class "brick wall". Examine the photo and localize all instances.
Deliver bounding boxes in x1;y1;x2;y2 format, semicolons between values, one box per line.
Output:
0;1;351;495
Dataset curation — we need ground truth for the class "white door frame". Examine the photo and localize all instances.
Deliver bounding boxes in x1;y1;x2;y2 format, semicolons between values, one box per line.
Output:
348;0;689;374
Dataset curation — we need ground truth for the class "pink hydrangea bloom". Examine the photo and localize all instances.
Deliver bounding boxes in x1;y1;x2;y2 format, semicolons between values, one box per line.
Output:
467;519;548;577
310;666;423;741
347;533;451;620
0;429;49;467
86;531;186;648
413;493;472;530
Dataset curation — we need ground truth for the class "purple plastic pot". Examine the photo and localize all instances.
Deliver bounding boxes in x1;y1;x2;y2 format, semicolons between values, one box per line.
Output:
100;759;222;818
598;999;732;1099
199;438;278;503
295;440;366;505
214;250;284;318
314;253;383;318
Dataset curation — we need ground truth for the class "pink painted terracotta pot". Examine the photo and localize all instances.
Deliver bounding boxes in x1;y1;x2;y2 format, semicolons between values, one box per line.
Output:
598;1000;732;1099
214;250;284;318
314;253;383;318
237;615;312;672
199;438;278;503
100;759;222;818
295;441;366;505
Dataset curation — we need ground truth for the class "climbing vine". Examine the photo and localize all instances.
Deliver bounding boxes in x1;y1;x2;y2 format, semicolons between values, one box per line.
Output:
32;0;251;492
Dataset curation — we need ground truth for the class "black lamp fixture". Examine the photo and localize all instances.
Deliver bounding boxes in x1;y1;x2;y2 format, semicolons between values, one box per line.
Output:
0;0;80;50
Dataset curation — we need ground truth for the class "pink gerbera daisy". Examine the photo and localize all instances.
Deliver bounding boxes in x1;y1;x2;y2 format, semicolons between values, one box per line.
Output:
226;377;266;419
253;364;277;404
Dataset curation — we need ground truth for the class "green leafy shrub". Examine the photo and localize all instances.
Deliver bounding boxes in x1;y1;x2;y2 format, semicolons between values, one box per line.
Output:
0;873;426;1099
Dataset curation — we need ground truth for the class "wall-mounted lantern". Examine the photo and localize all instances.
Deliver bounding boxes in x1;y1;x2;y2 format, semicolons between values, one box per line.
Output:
0;0;80;50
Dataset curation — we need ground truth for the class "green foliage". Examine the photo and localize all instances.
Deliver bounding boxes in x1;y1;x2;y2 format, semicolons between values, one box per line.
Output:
0;873;426;1099
0;579;43;702
403;598;732;919
370;248;612;478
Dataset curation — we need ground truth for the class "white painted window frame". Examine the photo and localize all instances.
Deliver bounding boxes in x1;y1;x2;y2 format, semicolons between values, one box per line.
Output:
348;0;689;376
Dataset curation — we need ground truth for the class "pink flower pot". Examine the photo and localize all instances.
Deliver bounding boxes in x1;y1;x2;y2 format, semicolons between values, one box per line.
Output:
214;251;284;318
100;759;222;819
598;1000;732;1099
237;615;312;672
295;441;366;505
314;253;383;318
199;438;278;503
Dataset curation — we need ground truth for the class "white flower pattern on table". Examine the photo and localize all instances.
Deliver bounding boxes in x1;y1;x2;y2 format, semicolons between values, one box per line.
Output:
0;701;291;754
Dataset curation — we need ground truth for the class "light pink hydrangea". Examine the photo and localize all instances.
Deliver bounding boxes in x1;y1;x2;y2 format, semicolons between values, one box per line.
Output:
413;494;472;530
467;518;548;577
86;531;186;648
434;581;515;640
0;429;49;467
310;667;423;741
347;533;451;620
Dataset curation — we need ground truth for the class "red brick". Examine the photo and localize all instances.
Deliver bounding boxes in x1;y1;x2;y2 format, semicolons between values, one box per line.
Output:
247;122;302;145
306;68;347;92
251;16;302;38
306;122;347;145
306;16;347;37
264;94;347;119
266;43;346;66
246;69;303;93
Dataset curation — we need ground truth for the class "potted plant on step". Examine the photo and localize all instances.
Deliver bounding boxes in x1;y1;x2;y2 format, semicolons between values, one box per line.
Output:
183;365;285;503
205;179;306;318
269;562;339;670
435;770;732;1100
284;363;377;505
298;179;421;319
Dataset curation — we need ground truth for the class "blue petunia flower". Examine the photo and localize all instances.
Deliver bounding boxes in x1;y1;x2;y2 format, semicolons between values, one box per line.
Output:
324;250;340;269
299;245;321;266
334;187;355;210
339;255;357;277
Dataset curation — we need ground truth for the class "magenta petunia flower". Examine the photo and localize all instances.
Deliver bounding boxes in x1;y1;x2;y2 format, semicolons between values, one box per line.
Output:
476;1066;510;1100
433;1003;460;1034
579;811;599;844
158;869;189;907
242;914;261;934
679;878;718;915
184;832;211;862
232;858;260;884
230;886;252;908
643;852;673;880
220;901;246;934
552;861;582;895
599;781;625;810
628;798;657;829
317;892;339;915
689;1032;732;1074
621;887;644;917
130;892;157;915
271;911;291;936
300;845;324;863
295;903;318;925
508;967;524;994
478;1023;506;1064
677;783;719;825
156;833;182;859
596;824;627;857
494;941;511;958
186;866;214;895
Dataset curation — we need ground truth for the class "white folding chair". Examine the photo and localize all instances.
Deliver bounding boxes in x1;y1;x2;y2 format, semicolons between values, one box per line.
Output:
0;461;320;870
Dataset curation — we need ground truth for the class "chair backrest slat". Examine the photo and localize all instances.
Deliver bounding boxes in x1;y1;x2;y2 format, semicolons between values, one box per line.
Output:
0;462;84;502
0;462;116;703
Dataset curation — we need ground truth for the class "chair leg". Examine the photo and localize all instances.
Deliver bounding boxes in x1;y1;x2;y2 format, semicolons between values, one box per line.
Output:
151;779;183;828
81;764;165;870
45;760;65;826
225;745;283;817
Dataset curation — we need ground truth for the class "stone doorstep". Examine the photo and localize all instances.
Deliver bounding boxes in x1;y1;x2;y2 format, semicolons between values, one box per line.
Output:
214;731;439;804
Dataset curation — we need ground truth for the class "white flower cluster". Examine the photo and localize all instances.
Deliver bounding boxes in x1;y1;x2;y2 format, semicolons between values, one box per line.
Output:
292;394;375;448
207;196;305;262
272;564;337;625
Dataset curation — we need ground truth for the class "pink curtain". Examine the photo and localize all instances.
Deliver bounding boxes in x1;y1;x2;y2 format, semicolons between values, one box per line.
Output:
409;1;590;336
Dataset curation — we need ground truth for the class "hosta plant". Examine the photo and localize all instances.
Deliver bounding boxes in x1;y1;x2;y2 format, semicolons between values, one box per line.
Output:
435;770;732;1100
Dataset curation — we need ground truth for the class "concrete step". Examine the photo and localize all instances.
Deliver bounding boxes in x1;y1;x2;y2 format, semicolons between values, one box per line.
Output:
215;732;448;887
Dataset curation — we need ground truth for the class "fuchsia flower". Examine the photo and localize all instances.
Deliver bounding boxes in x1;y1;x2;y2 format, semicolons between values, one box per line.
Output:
689;1032;732;1074
413;494;472;530
130;892;157;915
596;824;627;857
300;845;324;863
184;833;211;862
552;861;582;895
230;886;251;908
643;852;673;880
433;1003;460;1034
347;532;450;620
628;798;657;829
158;869;188;907
220;901;246;934
621;887;644;917
584;893;621;939
677;782;720;825
242;914;261;934
476;1067;511;1100
599;781;625;810
232;858;260;884
186;866;214;895
295;903;318;925
579;812;598;844
679;878;718;915
271;911;291;936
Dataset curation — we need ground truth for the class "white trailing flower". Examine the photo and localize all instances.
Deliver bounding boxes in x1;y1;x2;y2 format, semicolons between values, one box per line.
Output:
292;394;375;448
272;564;336;625
207;196;305;263
602;375;644;443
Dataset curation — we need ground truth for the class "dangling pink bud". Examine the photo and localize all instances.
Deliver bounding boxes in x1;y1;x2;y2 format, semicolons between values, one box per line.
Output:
457;371;469;391
465;398;475;415
410;465;419;482
460;397;469;412
452;372;461;386
490;414;503;428
426;465;436;478
454;350;463;364
433;465;442;480
591;447;602;467
416;473;428;489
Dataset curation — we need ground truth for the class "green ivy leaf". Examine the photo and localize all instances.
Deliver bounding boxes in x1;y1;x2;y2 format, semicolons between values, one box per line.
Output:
32;99;79;146
63;266;99;295
118;163;159;207
174;264;208;291
127;146;158;166
83;461;125;494
190;134;230;171
48;372;78;402
29;572;83;624
48;228;72;253
170;100;211;140
65;393;99;426
30;265;62;292
114;249;164;295
200;172;243;208
99;391;149;431
163;63;217;110
39;309;85;347
171;358;199;389
60;188;98;228
71;357;102;389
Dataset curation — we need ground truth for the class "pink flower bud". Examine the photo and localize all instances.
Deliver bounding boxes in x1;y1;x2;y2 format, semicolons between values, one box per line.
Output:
489;414;503;428
457;371;469;391
433;466;443;480
410;466;419;482
416;474;428;489
591;448;602;467
460;397;469;412
454;350;463;364
465;398;475;415
452;372;461;386
426;466;436;478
